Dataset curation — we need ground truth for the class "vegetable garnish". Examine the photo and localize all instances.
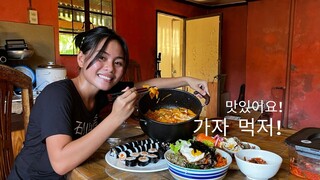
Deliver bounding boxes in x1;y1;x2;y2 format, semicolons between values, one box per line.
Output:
169;139;190;154
195;133;224;148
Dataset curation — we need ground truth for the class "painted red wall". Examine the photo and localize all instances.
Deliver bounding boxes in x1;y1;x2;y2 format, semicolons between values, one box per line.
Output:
245;0;320;129
246;0;290;126
289;0;320;129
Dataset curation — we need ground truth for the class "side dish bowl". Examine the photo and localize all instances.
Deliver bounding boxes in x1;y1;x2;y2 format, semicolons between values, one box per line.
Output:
235;149;282;180
164;149;232;180
222;142;260;155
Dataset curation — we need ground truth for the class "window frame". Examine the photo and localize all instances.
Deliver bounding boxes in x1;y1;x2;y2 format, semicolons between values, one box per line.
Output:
58;0;113;56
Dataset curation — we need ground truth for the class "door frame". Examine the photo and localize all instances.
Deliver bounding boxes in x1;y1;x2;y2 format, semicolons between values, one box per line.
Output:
156;11;223;117
156;11;186;78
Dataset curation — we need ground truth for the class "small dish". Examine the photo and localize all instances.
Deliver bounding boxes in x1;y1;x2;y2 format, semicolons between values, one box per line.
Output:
223;142;260;155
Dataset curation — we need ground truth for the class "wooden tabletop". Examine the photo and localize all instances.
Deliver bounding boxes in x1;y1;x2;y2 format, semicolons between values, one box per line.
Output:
66;118;302;180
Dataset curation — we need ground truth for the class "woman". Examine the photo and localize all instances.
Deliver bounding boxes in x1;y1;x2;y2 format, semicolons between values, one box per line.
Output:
9;26;209;179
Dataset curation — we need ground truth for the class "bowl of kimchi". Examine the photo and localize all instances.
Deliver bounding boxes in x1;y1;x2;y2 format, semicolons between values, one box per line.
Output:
164;139;232;180
235;149;282;180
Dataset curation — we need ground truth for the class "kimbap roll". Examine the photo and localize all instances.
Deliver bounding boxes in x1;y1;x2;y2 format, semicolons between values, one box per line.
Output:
148;148;158;155
125;156;137;167
140;151;148;157
138;156;149;166
130;152;140;158
147;154;159;163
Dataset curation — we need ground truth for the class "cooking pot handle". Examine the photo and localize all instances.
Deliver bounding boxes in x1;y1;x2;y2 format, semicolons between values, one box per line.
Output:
194;91;210;106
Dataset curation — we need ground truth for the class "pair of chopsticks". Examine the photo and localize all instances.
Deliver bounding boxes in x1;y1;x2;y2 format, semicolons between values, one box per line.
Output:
107;86;154;102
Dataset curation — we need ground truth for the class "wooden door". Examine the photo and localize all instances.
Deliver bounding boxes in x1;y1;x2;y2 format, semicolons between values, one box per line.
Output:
157;13;183;78
186;15;221;117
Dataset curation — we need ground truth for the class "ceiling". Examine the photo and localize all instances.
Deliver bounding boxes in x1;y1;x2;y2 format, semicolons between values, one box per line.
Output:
179;0;249;7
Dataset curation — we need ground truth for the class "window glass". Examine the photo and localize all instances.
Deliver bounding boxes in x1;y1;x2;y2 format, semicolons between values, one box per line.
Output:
59;33;77;55
58;0;113;55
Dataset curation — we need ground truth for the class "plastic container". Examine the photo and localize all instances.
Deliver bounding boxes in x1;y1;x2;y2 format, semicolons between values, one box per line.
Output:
285;128;320;179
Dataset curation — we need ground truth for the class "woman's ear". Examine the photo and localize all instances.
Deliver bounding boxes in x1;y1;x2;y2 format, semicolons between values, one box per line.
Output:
77;51;85;68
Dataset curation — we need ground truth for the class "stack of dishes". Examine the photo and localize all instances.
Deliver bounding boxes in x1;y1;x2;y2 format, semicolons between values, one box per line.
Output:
164;149;232;180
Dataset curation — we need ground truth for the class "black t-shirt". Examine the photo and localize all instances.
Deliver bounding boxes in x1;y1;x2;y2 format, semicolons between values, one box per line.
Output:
8;79;133;180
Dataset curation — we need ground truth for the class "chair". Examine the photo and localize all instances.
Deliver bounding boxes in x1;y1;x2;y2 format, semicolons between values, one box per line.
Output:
0;64;33;179
122;59;142;82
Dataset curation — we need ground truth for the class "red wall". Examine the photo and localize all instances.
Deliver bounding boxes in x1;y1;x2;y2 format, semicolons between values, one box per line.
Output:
246;0;290;126
288;0;320;129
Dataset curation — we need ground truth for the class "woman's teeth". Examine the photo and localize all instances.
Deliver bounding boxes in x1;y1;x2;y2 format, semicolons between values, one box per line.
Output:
99;74;112;80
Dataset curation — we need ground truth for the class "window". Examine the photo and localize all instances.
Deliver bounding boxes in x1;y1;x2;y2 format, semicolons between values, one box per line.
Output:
58;0;113;55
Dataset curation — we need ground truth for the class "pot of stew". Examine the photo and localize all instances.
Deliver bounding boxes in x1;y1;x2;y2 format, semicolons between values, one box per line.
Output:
138;88;209;143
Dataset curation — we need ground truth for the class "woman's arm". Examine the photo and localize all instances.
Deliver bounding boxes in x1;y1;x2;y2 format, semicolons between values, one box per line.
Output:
46;87;138;175
134;76;209;96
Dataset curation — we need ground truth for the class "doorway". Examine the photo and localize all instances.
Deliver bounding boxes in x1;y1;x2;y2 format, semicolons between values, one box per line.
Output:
157;13;184;78
156;12;221;118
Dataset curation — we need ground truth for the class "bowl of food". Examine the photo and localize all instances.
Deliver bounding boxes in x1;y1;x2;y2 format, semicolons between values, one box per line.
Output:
235;149;282;180
164;139;232;180
222;137;260;155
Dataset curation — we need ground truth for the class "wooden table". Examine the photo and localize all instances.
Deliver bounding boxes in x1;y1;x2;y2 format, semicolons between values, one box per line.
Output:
67;119;301;180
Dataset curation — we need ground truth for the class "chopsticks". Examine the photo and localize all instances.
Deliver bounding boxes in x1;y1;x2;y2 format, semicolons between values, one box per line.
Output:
107;86;154;102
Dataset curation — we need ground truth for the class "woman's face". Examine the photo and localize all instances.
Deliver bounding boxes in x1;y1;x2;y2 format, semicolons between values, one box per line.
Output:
79;39;125;91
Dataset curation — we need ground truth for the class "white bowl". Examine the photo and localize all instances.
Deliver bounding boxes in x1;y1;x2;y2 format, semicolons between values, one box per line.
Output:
222;142;260;155
164;149;232;180
235;149;282;180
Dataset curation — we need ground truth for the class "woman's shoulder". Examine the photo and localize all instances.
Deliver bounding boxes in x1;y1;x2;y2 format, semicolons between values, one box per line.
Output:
36;79;78;101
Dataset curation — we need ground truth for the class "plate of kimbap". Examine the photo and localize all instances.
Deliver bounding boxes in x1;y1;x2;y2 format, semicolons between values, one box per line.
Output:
105;138;168;172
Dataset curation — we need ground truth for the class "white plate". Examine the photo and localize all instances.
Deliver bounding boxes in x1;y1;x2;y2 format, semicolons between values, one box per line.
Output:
105;151;168;173
223;142;260;155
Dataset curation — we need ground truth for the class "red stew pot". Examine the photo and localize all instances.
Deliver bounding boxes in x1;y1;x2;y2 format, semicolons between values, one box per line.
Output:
138;88;208;143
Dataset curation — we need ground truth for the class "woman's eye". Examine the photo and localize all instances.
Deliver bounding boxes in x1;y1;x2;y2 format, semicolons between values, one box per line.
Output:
98;55;107;61
114;61;124;67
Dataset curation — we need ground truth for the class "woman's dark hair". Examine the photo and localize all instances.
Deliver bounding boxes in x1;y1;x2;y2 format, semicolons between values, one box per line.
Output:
74;26;129;71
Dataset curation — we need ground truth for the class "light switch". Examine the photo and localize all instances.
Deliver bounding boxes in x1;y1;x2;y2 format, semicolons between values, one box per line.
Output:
28;9;38;24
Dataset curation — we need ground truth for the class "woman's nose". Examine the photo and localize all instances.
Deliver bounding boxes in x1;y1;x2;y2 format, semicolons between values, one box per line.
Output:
103;60;114;72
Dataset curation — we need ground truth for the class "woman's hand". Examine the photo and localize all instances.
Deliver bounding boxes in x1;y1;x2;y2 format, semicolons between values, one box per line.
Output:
110;87;138;125
186;77;209;96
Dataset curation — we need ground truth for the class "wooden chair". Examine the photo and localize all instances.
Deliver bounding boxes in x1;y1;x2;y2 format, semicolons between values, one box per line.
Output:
0;64;33;179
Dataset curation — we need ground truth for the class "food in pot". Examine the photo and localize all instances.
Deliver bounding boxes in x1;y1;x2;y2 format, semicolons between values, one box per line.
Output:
144;107;197;123
143;84;159;99
244;157;267;164
166;139;227;169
